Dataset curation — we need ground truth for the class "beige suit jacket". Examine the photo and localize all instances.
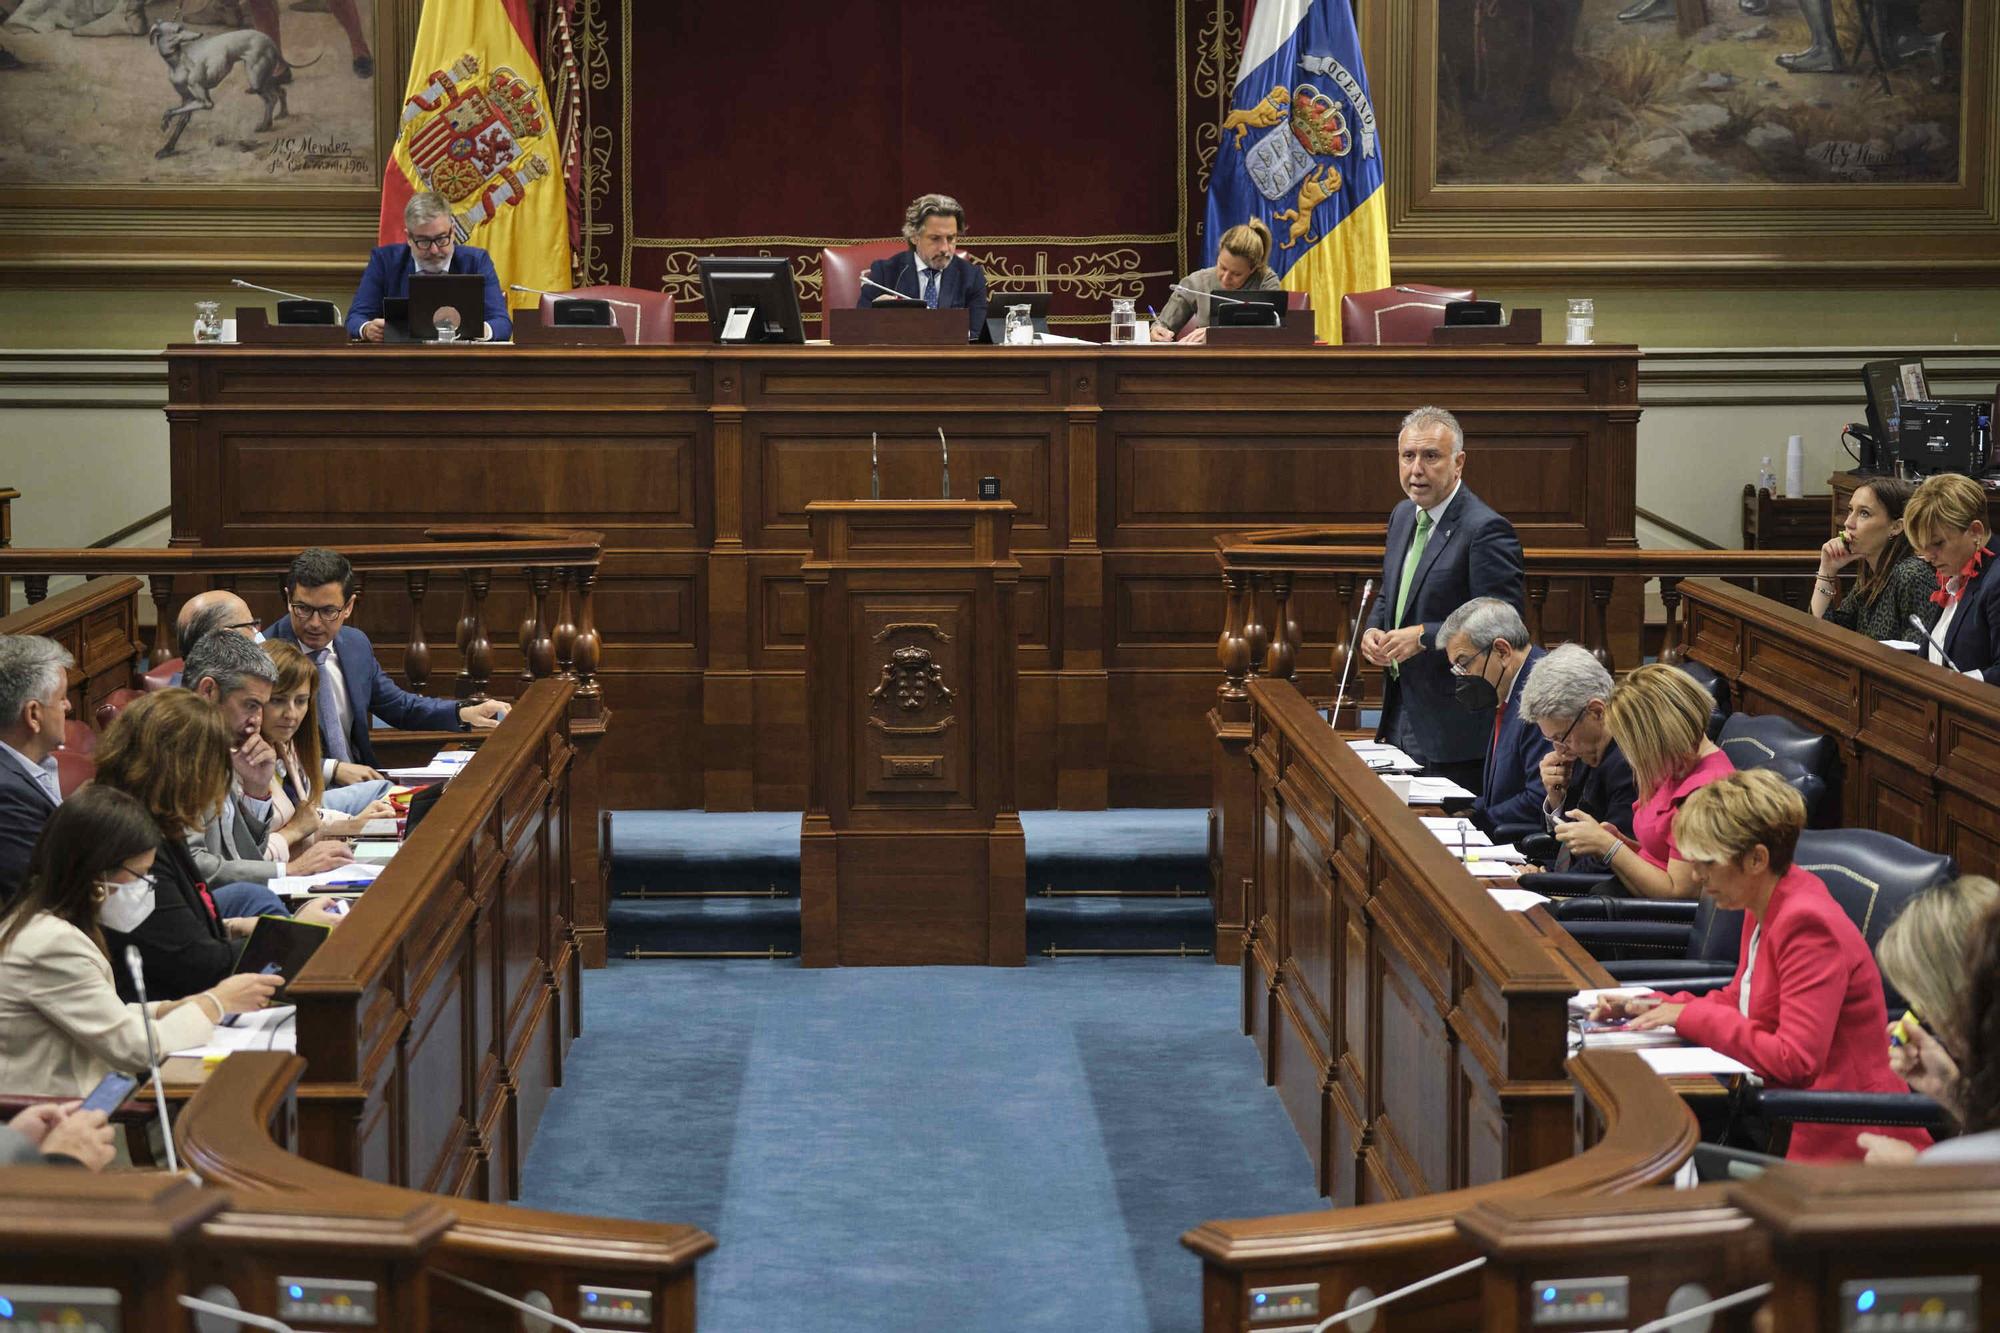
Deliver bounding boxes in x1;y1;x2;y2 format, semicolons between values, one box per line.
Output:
0;914;215;1098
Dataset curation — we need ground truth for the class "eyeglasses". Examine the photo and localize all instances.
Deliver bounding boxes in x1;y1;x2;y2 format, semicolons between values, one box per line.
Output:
1449;646;1492;678
288;601;347;623
409;231;455;252
1548;711;1585;756
224;618;262;632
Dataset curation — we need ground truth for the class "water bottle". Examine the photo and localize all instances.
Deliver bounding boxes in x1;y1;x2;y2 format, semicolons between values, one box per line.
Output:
1005;304;1033;346
1108;298;1137;344
1757;456;1777;494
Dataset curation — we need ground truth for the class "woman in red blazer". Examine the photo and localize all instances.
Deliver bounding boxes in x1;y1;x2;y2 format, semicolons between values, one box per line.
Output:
1593;769;1930;1162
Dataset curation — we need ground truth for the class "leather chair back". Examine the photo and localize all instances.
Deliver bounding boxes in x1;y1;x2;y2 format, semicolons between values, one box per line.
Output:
93;687;144;733
60;718;95;758
537;286;677;344
1286;291;1310;312
1719;713;1839;823
142;657;181;692
53;747;94;798
820;240;909;323
1687;898;1744;967
1338;283;1474;345
1674;660;1730;741
1794;827;1955;1012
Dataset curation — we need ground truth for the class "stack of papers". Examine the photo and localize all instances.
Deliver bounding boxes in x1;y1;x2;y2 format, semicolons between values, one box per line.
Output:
358;817;402;838
1421;816;1483;838
1347;741;1421;772
1488;886;1551;912
1408;775;1477;801
171;1005;299;1058
271;860;384;898
350;841;401;865
1639;1046;1754;1077
384;748;475;782
1569;986;1655;1015
1576;1018;1682;1050
1464;860;1523;879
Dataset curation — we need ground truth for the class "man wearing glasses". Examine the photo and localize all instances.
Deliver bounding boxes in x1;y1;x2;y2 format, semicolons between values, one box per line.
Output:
345;191;512;343
1437;597;1552;841
266;547;509;769
1515;643;1637;874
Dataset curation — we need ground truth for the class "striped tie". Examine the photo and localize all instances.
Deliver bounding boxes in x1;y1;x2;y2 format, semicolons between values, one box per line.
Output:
314;648;353;763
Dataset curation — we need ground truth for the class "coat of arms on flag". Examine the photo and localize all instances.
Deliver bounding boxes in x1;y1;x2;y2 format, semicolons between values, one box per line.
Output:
1228;52;1378;251
399;56;554;234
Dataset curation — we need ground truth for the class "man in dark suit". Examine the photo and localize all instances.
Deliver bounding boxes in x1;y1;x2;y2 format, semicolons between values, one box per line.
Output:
1438;598;1553;840
266;547;508;768
1517;644;1637;874
0;635;71;902
855;192;989;341
1359;406;1526;793
347;191;511;342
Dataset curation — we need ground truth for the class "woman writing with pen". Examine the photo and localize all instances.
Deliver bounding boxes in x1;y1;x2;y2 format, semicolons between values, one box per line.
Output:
1151;219;1281;345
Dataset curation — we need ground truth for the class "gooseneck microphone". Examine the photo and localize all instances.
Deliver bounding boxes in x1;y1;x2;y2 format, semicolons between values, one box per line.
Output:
177;1295;297;1332
1169;281;1252;306
124;945;181;1176
432;1272;589;1333
231;278;343;323
859;273;921;303
1329;578;1376;730
1910;613;1963;672
937;427;951;500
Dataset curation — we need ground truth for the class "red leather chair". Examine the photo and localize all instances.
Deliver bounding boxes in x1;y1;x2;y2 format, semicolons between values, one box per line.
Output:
142;657;180;692
53;747;94;797
820;241;909;326
1287;291;1311;312
61;718;95;757
1339;283;1475;345
94;688;144;734
537;286;676;344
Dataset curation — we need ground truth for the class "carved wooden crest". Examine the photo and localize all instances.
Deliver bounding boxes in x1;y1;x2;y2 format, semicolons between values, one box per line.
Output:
867;644;955;735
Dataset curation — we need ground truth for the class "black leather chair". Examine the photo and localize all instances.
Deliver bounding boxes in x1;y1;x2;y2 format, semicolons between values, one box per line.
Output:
1675;660;1730;742
1717;712;1839;825
1792;827;1955;1013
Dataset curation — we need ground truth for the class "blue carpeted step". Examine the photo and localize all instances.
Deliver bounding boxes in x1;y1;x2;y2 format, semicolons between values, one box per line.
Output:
1026;895;1214;955
605;811;802;894
608;894;801;957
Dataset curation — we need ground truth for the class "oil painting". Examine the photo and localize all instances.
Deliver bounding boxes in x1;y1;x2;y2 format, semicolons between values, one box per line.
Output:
0;0;376;183
1435;0;1963;185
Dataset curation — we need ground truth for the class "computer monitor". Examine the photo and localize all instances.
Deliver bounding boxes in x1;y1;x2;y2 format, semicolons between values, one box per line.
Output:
697;256;805;344
1213;291;1285;327
1861;357;1929;456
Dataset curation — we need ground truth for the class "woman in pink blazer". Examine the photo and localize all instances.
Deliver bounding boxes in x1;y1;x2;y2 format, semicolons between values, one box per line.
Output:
1594;769;1930;1162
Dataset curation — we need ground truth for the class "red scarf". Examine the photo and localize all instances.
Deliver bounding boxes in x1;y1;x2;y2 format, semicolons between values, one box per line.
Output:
1931;545;1991;607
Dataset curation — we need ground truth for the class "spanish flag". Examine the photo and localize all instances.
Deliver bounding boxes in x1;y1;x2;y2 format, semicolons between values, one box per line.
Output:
1204;0;1390;344
377;0;571;311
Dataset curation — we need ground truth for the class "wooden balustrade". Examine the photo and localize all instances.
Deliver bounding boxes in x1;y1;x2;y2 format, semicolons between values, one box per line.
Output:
0;526;604;723
0;485;15;615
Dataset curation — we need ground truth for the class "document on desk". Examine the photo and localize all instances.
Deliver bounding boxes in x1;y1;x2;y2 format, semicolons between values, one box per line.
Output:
351;841;401;864
1569;985;1656;1015
384;763;460;780
171;1005;299;1058
1639;1046;1754;1077
271;861;385;897
1348;741;1421;772
1463;860;1523;879
1487;886;1551;911
359;818;401;838
1408;776;1476;801
1426;822;1492;846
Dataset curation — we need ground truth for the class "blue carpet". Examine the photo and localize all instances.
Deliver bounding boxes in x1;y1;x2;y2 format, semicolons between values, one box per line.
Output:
517;959;1323;1333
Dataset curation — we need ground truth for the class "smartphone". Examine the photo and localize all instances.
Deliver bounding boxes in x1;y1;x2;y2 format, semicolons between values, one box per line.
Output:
79;1070;140;1115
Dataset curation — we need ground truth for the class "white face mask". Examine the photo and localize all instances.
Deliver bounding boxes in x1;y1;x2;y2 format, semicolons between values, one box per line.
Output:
97;874;157;935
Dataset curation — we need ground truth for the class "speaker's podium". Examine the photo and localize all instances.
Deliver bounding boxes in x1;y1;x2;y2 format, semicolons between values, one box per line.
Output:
799;500;1026;967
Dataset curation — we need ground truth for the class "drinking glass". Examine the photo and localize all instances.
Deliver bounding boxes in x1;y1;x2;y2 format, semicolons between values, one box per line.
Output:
1005;305;1033;346
1565;298;1595;345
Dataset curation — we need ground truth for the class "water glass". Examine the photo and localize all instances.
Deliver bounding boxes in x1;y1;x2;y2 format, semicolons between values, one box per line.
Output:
1565;298;1595;345
193;300;223;343
1108;298;1137;344
432;309;461;343
1005;305;1034;346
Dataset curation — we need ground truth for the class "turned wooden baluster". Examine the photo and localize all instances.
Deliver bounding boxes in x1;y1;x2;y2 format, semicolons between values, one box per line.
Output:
1242;573;1269;678
1526;576;1549;646
148;576;178;665
404;570;432;692
1217;570;1251;705
23;575;48;605
1265;573;1298;681
573;568;601;701
455;567;493;702
1587;576;1615;671
521;566;556;682
1659;575;1687;664
551;568;580;680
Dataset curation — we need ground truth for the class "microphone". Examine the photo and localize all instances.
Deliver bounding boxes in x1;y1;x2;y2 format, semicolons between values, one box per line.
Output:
1328;578;1376;731
1169;282;1252;306
859;273;921;303
1310;1256;1486;1329
432;1272;589;1333
1629;1282;1775;1333
124;945;181;1176
509;283;554;296
177;1295;297;1332
230;278;343;324
937;427;951;500
870;431;880;500
1910;613;1962;672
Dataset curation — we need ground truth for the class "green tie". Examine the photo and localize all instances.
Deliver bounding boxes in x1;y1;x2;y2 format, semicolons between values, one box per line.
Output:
1389;509;1433;678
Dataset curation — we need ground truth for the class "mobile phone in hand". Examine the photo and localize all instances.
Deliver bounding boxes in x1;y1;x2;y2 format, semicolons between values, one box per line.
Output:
79;1070;140;1115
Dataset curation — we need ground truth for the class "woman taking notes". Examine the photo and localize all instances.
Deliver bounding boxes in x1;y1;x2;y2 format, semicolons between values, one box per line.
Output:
1150;219;1280;345
1810;477;1938;642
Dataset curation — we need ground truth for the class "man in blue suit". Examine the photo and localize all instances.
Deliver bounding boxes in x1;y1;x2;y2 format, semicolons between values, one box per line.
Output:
1359;406;1526;794
1438;598;1554;840
266;548;509;769
347;191;511;342
856;192;989;341
0;635;70;903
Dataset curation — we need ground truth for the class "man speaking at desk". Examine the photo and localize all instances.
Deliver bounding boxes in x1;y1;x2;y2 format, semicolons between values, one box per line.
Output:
857;193;989;341
347;192;512;343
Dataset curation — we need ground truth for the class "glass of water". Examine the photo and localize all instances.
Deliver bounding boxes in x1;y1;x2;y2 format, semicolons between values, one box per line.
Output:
193;300;222;343
1005;305;1034;346
1565;298;1595;345
432;308;461;342
1108;298;1137;344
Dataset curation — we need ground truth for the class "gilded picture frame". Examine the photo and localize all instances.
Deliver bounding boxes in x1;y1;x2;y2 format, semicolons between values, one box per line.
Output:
1360;0;2000;277
0;0;416;278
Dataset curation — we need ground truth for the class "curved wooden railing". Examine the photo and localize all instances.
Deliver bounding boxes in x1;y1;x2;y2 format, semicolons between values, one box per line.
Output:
1183;1050;1697;1331
0;526;603;714
180;1051;713;1330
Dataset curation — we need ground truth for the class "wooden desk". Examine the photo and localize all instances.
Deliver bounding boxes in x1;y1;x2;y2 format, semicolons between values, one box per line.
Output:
1683;578;2000;876
0;575;144;719
163;342;1640;812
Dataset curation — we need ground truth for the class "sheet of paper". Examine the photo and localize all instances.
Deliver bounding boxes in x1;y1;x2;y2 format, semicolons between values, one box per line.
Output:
1428;825;1493;847
358;818;401;838
1488;887;1551;912
270;861;384;897
1569;985;1656;1014
383;764;458;780
429;750;475;769
171;1005;299;1057
1421;816;1479;834
1347;741;1421;772
351;841;401;863
1463;860;1522;879
1639;1046;1754;1077
1478;843;1528;862
1409;776;1476;801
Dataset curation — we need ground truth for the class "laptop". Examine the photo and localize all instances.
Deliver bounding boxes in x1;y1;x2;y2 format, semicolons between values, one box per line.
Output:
981;291;1053;344
383;272;487;341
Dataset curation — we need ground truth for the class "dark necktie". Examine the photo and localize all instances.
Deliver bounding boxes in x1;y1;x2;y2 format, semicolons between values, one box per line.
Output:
314;648;353;763
923;268;939;309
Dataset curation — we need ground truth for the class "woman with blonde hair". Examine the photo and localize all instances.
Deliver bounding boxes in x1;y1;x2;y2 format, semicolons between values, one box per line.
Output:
1592;769;1928;1162
259;640;394;861
1151;217;1281;344
1553;662;1732;900
1904;471;2000;682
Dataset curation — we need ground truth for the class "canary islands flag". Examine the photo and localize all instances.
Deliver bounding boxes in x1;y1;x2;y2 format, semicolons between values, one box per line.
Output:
378;0;571;311
1205;0;1389;344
